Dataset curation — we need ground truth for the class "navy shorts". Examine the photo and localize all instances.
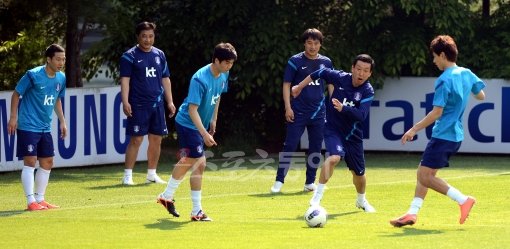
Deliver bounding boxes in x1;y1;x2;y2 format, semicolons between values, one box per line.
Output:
175;122;204;159
16;129;55;159
420;137;461;169
126;104;168;136
324;126;366;176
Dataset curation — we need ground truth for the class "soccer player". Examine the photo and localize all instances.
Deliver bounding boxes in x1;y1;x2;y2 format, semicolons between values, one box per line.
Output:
292;54;376;213
270;28;333;193
157;42;237;221
120;21;176;185
390;35;485;227
7;44;67;211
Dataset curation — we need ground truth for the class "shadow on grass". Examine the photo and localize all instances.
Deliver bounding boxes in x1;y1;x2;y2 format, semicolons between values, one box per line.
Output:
0;209;25;217
248;190;311;198
144;218;188;230
380;227;444;237
87;183;152;190
270;211;358;222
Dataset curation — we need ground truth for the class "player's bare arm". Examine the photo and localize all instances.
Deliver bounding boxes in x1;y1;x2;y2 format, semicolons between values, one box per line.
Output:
162;77;176;117
474;90;485;100
209;97;221;136
189;104;217;147
120;77;132;117
282;82;294;122
54;98;67;139
401;106;443;144
291;75;313;97
7;91;20;135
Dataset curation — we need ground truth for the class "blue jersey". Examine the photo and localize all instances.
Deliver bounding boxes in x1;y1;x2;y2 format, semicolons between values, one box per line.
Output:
312;68;374;142
15;65;66;132
432;66;485;142
284;52;333;118
176;64;229;130
120;46;170;107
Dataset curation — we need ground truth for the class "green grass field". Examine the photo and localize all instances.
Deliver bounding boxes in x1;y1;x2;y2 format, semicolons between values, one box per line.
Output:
1;152;509;249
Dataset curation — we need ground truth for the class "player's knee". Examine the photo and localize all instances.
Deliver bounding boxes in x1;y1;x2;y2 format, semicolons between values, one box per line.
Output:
327;155;341;165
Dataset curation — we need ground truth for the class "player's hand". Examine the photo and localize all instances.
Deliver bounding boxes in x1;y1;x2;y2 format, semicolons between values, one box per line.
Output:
167;102;176;118
401;128;417;145
291;85;302;98
7;118;17;135
332;98;343;112
202;133;217;147
60;123;67;139
122;102;132;117
285;108;294;122
208;121;217;136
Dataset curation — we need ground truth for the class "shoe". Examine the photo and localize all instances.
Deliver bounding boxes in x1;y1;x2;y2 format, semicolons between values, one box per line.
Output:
390;213;417;227
356;199;376;213
191;210;212;221
122;176;134;185
26;202;48;211
270;181;283;193
459;196;476;224
157;194;180;217
303;183;317;192
38;200;59;209
146;174;166;184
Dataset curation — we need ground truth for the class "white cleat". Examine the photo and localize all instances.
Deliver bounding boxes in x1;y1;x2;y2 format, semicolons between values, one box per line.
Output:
303;183;317;192
146;174;167;184
270;181;283;193
356;199;376;213
122;176;135;185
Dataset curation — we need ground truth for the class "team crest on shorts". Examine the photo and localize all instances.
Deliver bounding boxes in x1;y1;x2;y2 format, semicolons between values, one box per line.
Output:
27;144;34;153
133;126;140;133
197;145;203;154
336;145;343;153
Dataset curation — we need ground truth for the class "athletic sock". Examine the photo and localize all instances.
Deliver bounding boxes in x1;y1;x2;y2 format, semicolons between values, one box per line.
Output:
310;183;326;205
162;177;182;199
407;197;424;215
446;186;468;204
124;169;133;177
357;193;366;204
34;168;51;203
21;166;36;204
147;169;157;178
191;190;202;215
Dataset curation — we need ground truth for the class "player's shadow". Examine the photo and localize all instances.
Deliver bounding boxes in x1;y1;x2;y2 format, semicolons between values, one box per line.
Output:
248;191;311;198
0;210;25;217
87;183;152;190
380;227;444;237
270;211;357;222
144;218;188;230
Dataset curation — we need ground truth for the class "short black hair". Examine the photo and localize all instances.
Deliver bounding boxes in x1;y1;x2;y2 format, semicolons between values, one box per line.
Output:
136;21;156;36
45;44;65;59
301;28;323;44
212;42;237;62
352;54;375;71
430;35;458;62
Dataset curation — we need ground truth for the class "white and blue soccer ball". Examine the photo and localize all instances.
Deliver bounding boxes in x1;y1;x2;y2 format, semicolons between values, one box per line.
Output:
304;205;327;228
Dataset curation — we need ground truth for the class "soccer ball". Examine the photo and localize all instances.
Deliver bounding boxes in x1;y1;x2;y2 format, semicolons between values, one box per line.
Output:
304;205;327;228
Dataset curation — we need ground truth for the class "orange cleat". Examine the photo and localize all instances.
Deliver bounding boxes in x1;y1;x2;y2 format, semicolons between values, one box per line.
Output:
157;195;180;217
390;213;417;227
26;202;48;211
459;196;476;224
190;210;212;221
38;200;60;209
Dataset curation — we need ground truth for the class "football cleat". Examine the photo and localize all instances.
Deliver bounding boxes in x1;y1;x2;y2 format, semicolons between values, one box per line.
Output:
38;200;59;209
191;210;212;221
303;183;317;192
157;194;180;217
459;196;476;224
270;181;283;193
356;199;376;213
390;213;417;227
145;174;166;184
26;202;48;211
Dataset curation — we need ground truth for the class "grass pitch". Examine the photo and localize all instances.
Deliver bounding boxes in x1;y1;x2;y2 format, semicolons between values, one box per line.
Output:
0;152;509;249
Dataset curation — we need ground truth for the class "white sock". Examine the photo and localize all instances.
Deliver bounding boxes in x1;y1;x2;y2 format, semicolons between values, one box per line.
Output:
310;183;326;205
147;169;156;177
191;190;202;214
124;169;133;177
407;197;424;215
162;177;182;199
34;168;51;203
357;193;366;204
446;186;468;204
21;166;36;204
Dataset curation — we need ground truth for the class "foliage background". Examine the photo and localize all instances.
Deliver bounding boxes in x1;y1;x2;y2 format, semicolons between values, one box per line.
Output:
1;0;509;152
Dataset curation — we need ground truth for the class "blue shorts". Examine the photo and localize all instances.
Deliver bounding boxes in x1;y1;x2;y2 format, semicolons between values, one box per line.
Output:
175;122;204;159
16;130;55;159
126;104;168;136
324;126;366;176
421;138;461;169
